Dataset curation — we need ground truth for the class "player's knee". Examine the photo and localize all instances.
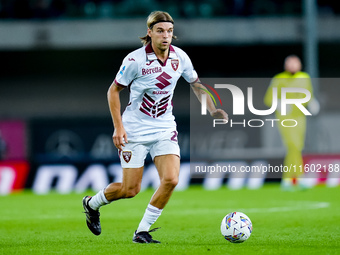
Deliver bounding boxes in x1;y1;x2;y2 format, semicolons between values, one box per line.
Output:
162;176;178;189
123;186;140;198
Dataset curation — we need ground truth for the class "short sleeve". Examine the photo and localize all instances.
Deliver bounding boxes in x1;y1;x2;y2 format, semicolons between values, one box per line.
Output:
181;52;198;83
114;55;139;87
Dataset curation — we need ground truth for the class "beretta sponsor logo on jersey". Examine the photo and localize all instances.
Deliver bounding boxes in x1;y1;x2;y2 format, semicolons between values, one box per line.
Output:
142;67;162;76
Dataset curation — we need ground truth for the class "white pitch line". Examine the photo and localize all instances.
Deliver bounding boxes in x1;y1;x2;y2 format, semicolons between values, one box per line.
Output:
166;201;330;215
238;202;330;213
2;202;330;221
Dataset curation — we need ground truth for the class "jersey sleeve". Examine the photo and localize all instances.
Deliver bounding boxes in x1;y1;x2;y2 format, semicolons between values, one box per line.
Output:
181;52;198;83
114;55;139;87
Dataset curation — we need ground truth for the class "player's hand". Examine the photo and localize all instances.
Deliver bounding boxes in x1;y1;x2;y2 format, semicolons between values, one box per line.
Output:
211;109;228;121
112;127;128;151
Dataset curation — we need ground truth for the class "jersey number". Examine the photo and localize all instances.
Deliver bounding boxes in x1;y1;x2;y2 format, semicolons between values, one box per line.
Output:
171;131;178;142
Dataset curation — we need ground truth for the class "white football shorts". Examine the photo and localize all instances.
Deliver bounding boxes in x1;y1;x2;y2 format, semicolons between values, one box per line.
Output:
119;129;180;168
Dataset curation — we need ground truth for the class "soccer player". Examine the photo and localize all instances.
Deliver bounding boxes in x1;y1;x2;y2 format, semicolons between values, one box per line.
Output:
264;55;319;190
83;11;228;243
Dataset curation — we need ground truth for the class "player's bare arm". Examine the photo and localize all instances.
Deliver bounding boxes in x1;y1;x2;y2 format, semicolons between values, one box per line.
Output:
107;82;128;151
190;81;228;120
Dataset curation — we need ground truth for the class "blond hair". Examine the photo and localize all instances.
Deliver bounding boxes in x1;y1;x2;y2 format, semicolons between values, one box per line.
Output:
140;11;177;45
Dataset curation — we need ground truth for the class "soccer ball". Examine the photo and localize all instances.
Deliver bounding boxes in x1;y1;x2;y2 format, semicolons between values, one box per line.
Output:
220;212;252;243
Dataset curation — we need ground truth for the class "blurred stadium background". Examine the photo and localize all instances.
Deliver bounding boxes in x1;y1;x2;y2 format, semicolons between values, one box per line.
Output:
1;0;340;195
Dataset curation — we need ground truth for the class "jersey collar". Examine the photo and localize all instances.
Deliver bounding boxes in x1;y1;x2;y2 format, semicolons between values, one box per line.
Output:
145;43;177;62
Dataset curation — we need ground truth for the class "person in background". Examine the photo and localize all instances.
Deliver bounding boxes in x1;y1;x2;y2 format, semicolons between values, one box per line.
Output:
264;55;319;190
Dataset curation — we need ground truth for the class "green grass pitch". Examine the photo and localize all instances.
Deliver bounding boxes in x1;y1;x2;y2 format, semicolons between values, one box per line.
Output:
1;184;339;255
